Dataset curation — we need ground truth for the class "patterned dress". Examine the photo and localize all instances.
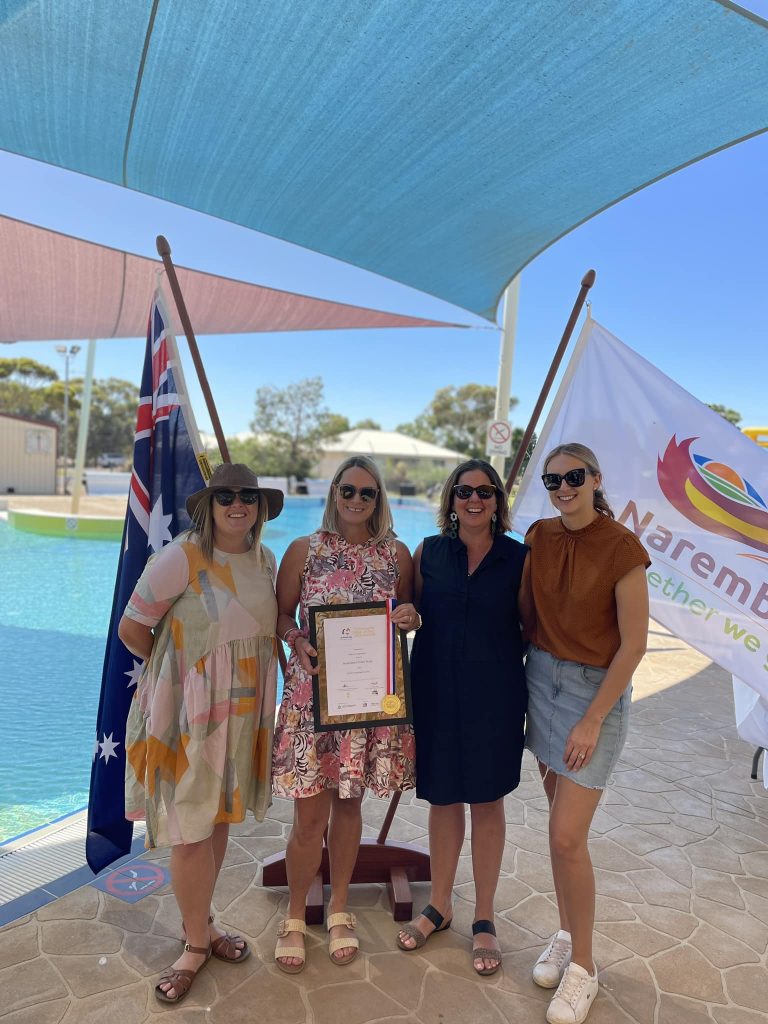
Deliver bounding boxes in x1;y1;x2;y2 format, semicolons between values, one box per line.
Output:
124;534;278;848
272;530;415;800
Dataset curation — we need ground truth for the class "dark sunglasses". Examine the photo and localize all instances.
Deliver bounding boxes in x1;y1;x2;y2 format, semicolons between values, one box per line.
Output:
453;484;497;501
541;468;587;491
338;484;378;503
213;488;260;506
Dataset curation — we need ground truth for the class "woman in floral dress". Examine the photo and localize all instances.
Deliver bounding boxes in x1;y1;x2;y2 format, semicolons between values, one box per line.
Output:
272;455;419;972
120;463;284;1004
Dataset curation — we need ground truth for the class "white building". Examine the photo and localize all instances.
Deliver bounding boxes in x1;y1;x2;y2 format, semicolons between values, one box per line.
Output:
315;429;465;480
0;413;57;495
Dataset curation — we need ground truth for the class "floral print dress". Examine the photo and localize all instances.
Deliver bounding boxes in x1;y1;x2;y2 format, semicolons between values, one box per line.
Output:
272;530;415;800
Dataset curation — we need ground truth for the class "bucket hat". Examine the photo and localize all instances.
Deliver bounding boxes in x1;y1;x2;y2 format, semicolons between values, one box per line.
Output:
186;463;284;521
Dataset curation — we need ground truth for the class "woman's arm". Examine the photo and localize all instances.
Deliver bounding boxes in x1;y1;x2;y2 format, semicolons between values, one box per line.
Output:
517;551;534;641
118;617;155;661
276;536;317;674
563;564;649;770
390;541;421;632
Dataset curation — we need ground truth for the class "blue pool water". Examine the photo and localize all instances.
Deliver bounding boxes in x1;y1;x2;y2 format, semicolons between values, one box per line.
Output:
0;499;437;842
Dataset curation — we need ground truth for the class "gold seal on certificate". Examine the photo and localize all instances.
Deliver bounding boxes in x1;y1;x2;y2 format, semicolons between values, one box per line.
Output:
381;694;401;715
309;601;413;731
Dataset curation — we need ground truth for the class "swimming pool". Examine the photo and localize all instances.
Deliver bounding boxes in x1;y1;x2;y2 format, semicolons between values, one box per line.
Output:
0;498;438;842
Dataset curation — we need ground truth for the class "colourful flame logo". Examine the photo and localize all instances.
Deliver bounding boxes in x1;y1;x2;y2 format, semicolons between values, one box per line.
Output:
657;436;768;561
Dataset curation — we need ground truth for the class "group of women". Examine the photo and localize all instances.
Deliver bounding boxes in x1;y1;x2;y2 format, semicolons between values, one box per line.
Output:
118;443;649;1024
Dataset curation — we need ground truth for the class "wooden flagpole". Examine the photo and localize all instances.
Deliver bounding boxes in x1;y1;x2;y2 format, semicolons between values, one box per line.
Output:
156;235;230;464
505;269;596;495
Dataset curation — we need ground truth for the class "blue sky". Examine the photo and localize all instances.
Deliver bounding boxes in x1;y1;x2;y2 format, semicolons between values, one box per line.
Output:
2;8;767;439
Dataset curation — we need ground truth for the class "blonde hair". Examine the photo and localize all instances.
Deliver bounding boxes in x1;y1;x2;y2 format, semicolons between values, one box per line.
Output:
320;455;394;544
188;492;268;562
543;442;614;519
437;459;511;535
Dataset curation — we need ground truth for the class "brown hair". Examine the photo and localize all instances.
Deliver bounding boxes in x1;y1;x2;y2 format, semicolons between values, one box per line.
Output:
543;442;614;519
320;455;394;544
437;459;511;535
189;492;268;562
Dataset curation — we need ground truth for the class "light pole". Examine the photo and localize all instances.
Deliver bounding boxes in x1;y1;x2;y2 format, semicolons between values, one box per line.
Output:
55;344;81;494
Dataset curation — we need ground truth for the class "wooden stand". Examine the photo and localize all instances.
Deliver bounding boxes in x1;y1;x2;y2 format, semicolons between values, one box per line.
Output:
262;791;430;923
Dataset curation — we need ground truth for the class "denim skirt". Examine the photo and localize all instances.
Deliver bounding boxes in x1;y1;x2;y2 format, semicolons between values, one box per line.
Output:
525;645;631;790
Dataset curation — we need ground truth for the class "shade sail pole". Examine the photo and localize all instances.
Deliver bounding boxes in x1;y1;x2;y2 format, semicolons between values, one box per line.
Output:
490;275;521;478
156;235;230;463
505;269;596;495
70;339;97;513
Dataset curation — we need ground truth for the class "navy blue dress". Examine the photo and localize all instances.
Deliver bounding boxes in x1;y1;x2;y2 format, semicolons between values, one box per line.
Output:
410;533;528;805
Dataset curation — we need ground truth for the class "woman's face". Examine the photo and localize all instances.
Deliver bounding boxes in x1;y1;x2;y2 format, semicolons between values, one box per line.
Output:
334;465;379;529
544;453;599;523
211;490;259;549
452;468;498;533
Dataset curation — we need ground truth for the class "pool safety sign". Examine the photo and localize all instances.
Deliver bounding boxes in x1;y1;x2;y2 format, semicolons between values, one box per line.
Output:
92;861;170;903
485;420;513;457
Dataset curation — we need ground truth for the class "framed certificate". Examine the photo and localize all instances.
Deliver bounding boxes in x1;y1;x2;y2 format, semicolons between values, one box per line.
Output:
309;600;413;731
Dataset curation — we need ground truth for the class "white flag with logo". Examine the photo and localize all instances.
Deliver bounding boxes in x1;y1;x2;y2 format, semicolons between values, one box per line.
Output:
511;318;768;704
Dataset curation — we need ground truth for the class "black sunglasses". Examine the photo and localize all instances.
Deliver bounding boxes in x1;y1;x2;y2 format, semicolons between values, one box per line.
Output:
453;484;498;501
338;484;378;503
213;488;260;506
541;468;587;491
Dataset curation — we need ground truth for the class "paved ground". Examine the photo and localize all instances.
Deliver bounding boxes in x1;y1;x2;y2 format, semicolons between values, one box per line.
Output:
1;621;767;1023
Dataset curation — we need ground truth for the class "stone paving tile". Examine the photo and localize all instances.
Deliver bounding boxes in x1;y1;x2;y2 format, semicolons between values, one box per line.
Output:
3;629;768;1023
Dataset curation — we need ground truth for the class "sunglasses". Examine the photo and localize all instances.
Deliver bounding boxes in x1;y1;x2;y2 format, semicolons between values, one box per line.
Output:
213;488;260;506
338;484;378;503
453;484;497;501
541;468;587;491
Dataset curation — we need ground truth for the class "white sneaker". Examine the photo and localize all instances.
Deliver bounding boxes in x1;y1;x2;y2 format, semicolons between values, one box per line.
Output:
532;930;572;988
546;962;599;1024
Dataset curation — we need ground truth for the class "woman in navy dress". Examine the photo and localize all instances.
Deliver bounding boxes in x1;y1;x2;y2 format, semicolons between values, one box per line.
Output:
396;459;528;976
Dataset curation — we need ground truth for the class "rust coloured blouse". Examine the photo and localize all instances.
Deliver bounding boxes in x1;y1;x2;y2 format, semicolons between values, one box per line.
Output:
524;514;650;668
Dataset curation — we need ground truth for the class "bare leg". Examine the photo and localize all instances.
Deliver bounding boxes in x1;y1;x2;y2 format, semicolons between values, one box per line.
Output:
327;791;363;961
205;822;246;957
276;790;333;968
469;798;505;971
398;802;464;947
539;761;570;933
160;837;216;998
548;776;603;972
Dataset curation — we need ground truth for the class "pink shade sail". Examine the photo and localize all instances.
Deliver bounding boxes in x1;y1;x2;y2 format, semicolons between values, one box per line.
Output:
0;216;464;342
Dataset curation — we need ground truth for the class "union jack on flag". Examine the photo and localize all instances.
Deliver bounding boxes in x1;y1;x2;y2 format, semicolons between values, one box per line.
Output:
86;289;208;873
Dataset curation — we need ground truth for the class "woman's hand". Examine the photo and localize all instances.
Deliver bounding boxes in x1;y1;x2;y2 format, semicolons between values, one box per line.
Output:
563;715;603;771
295;635;319;675
390;602;421;632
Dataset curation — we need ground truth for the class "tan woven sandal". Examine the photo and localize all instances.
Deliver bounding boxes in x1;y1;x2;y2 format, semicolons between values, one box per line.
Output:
327;911;359;965
396;903;452;951
472;919;502;976
275;918;307;974
155;943;211;1004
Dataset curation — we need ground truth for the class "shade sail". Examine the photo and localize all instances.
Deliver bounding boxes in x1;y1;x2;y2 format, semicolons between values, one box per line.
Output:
0;1;766;319
0;216;461;341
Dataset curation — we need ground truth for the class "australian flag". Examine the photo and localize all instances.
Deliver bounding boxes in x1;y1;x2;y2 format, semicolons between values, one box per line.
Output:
86;289;209;873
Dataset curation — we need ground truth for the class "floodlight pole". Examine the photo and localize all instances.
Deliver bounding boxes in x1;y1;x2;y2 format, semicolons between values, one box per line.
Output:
155;235;230;463
70;339;97;513
504;269;596;496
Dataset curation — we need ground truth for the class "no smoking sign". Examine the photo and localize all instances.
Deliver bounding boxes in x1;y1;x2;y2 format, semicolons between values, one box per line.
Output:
485;419;513;457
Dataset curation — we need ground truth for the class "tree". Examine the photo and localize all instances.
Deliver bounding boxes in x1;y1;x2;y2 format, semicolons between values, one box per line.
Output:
251;376;341;482
706;403;742;427
397;384;519;458
353;418;381;430
316;412;350;438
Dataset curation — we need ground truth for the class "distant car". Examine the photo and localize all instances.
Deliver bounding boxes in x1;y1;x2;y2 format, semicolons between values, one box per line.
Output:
97;453;126;468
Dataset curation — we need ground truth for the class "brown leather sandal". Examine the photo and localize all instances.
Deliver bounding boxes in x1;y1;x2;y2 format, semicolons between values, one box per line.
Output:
472;919;502;977
396;903;452;951
182;914;251;963
155;943;211;1004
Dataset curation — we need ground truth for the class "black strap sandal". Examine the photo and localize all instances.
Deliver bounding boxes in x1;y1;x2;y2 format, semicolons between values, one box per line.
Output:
396;903;452;950
472;919;502;976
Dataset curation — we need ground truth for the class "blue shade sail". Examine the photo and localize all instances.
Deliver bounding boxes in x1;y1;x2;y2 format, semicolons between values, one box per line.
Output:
0;0;766;319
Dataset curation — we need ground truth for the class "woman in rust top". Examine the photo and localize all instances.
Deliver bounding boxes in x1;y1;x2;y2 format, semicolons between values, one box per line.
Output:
520;442;650;1024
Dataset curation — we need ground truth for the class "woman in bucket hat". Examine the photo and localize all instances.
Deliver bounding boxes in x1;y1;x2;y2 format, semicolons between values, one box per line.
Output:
119;463;283;1004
